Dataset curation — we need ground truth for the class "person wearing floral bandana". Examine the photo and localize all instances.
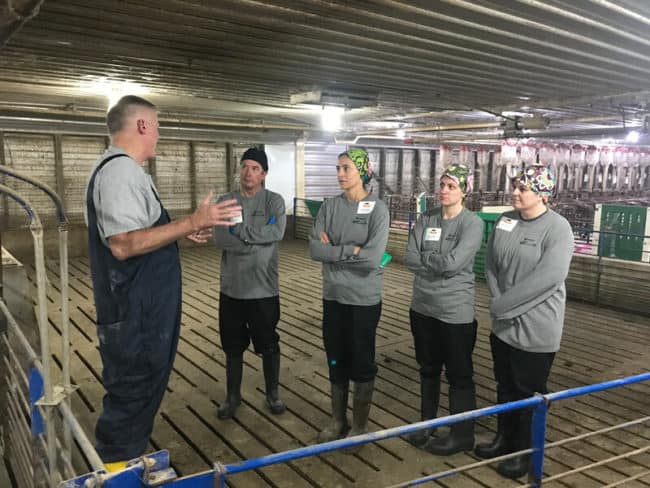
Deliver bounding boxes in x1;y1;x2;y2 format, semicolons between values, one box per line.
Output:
477;164;574;479
309;147;389;451
404;164;484;455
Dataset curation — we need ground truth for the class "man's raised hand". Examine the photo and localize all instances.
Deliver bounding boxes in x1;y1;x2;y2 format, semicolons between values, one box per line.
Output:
191;191;242;230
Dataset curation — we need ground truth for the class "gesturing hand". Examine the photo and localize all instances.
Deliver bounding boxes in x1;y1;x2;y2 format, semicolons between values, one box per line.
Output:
320;231;331;244
190;191;242;230
187;228;213;243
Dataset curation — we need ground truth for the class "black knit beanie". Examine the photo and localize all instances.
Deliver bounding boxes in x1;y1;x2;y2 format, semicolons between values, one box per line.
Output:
241;148;268;172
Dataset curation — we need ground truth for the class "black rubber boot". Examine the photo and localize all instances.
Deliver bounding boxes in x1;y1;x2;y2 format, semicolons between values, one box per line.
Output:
345;380;374;454
217;353;243;419
318;382;349;442
425;386;476;456
474;412;517;459
262;350;286;414
405;374;440;448
496;410;531;479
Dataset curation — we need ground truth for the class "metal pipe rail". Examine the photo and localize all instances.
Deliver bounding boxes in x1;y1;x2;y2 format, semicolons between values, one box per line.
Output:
61;371;650;487
0;298;105;477
0;177;81;487
0;166;75;481
0;184;58;486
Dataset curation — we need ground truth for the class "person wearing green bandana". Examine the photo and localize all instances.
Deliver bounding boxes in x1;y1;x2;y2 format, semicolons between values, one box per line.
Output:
404;164;483;455
309;147;389;451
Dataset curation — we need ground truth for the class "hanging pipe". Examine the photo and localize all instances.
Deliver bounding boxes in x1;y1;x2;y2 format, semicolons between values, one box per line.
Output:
0;184;57;485
0;166;73;460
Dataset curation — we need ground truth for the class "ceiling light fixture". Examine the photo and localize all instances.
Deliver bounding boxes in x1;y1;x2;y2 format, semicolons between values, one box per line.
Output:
290;88;377;109
84;77;149;109
625;130;640;143
321;106;344;132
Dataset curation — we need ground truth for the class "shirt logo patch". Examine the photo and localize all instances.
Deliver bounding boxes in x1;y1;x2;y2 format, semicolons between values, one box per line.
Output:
520;237;537;246
353;216;369;225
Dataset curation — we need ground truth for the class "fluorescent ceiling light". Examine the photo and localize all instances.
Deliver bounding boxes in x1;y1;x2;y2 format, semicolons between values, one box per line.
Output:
83;77;149;109
625;130;640;143
321;106;344;132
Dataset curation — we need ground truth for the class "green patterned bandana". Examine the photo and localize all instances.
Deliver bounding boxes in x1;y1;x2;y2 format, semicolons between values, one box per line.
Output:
343;147;373;184
442;164;473;194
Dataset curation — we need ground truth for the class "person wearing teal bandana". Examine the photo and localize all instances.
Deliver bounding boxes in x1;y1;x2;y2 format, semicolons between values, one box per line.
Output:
404;163;483;455
309;147;389;451
477;164;573;479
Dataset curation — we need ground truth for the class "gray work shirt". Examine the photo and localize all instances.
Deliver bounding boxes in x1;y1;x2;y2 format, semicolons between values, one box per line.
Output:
405;207;484;324
309;193;390;306
486;209;574;353
84;146;161;246
213;189;286;299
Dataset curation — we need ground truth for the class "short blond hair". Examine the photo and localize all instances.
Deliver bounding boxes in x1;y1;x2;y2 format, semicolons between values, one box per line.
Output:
106;95;156;135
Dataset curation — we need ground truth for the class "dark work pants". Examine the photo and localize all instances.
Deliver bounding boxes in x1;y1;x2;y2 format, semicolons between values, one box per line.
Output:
489;333;556;404
322;300;381;384
409;309;477;387
219;293;280;355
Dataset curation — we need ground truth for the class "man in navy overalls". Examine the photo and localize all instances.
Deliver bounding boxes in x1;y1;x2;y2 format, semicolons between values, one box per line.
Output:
85;95;241;471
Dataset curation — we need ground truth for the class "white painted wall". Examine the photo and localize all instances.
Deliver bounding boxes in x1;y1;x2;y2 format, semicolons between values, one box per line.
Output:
265;144;296;214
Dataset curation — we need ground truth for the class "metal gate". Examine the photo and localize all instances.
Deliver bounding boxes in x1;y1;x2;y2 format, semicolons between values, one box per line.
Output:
0;167;103;487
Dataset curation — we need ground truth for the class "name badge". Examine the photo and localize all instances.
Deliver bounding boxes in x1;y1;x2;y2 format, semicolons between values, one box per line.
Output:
424;227;442;241
496;218;518;232
357;201;376;214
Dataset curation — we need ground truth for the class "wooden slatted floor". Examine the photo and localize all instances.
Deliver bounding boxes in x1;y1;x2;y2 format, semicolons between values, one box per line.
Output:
25;240;650;487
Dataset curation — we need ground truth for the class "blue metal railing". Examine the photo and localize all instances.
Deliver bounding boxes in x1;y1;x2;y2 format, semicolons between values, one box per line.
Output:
61;371;650;487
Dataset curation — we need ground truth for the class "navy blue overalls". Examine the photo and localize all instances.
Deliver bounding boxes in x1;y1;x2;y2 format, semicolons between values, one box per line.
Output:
86;154;182;462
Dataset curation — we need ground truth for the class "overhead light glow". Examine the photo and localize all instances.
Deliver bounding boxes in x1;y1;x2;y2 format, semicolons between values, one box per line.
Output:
321;106;344;132
502;111;529;117
625;130;640;143
83;77;149;109
396;129;406;138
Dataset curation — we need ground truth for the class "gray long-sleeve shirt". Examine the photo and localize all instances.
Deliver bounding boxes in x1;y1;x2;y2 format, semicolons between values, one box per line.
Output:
214;189;286;299
309;193;389;306
405;207;484;324
486;209;574;353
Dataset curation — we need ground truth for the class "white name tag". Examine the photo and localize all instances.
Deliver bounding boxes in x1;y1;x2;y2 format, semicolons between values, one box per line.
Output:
357;201;376;214
424;227;442;241
496;218;518;232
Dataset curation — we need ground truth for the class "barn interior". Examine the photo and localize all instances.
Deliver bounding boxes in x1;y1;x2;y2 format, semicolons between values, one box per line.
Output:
0;1;649;487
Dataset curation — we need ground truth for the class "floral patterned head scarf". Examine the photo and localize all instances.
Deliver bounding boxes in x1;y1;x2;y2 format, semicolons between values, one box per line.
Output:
512;164;556;196
342;147;373;184
442;164;474;194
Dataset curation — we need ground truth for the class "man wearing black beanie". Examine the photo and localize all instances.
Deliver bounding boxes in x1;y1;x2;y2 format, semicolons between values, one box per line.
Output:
213;147;287;418
241;147;268;172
